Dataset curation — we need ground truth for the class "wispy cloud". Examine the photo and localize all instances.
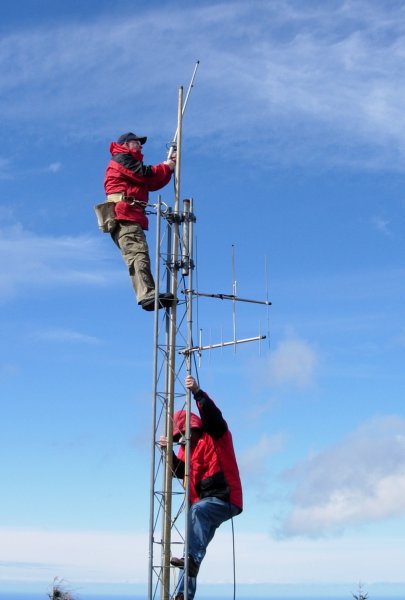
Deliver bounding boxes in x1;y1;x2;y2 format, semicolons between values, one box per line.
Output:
278;415;405;537
0;528;147;583
46;162;62;173
266;337;319;388
0;224;118;301
204;530;405;585
0;560;55;570
2;2;405;167
0;157;13;180
31;329;101;344
2;527;405;587
1;159;64;179
371;215;393;236
239;433;286;486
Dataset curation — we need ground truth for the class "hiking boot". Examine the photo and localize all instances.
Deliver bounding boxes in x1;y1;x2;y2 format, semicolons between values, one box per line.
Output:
170;555;199;577
141;293;175;311
173;595;184;600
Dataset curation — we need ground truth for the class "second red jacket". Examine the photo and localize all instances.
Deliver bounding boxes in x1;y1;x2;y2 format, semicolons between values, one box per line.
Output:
172;391;243;511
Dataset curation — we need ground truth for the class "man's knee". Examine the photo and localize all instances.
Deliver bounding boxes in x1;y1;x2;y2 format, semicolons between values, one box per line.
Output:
190;502;213;529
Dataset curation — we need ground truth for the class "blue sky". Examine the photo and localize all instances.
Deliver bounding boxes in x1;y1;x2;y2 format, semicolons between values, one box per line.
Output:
1;0;405;597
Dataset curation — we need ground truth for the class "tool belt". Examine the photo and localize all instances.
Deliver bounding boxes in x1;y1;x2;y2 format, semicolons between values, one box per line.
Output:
94;194;146;233
107;193;147;207
94;200;117;233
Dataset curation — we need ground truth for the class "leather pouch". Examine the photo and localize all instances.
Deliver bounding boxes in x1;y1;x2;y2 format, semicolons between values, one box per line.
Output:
94;201;117;233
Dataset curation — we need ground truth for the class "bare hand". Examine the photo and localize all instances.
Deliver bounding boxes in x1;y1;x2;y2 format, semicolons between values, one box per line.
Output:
185;375;199;394
164;158;176;171
159;435;168;448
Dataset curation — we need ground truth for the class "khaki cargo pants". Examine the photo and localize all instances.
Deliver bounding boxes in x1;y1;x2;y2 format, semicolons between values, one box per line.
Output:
111;221;155;303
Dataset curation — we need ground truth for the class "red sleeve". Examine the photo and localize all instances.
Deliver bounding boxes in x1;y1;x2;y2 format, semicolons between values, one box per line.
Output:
146;163;173;192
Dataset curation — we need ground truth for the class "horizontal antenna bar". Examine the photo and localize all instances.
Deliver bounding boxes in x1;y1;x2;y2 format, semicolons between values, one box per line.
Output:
179;335;266;355
183;289;272;306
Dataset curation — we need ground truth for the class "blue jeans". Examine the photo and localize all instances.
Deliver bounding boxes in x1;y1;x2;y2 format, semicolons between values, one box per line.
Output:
176;497;240;600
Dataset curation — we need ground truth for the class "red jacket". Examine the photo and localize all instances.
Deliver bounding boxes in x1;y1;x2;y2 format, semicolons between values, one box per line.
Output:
172;391;243;511
104;142;173;230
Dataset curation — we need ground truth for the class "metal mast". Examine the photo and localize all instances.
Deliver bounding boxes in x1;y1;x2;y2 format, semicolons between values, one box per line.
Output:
147;65;270;600
148;84;193;600
162;85;183;600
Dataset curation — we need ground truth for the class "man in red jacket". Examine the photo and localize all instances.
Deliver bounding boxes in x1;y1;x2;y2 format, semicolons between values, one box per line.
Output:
104;132;176;311
160;375;243;600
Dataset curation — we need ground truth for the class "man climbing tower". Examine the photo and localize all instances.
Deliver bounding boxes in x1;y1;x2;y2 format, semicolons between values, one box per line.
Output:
104;132;176;311
160;375;243;600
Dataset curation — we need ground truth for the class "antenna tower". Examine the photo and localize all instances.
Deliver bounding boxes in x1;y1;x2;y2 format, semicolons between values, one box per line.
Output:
147;76;270;600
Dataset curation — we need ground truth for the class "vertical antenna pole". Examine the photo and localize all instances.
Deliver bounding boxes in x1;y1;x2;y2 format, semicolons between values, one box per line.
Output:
182;199;191;276
265;255;271;350
161;205;172;600
162;85;183;600
148;196;162;600
232;245;237;352
183;197;194;600
168;61;199;159
199;329;203;368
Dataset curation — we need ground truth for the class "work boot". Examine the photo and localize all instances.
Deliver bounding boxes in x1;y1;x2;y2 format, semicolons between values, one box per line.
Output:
140;293;175;311
170;555;199;577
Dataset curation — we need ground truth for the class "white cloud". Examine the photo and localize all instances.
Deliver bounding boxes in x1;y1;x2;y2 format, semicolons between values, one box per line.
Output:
31;329;101;345
279;416;405;537
0;527;147;584
2;526;405;588
0;224;118;301
371;215;392;236
203;530;405;585
267;338;319;388
46;162;62;173
239;433;285;485
2;2;405;166
0;157;13;180
276;266;405;306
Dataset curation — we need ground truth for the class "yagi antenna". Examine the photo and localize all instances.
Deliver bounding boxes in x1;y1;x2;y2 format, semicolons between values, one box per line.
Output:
181;247;271;358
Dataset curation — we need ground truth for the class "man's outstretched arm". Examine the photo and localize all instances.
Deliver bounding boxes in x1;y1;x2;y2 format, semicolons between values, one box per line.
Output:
185;375;228;440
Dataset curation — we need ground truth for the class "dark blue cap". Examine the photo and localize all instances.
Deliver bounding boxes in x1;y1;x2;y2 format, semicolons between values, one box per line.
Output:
117;132;147;145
